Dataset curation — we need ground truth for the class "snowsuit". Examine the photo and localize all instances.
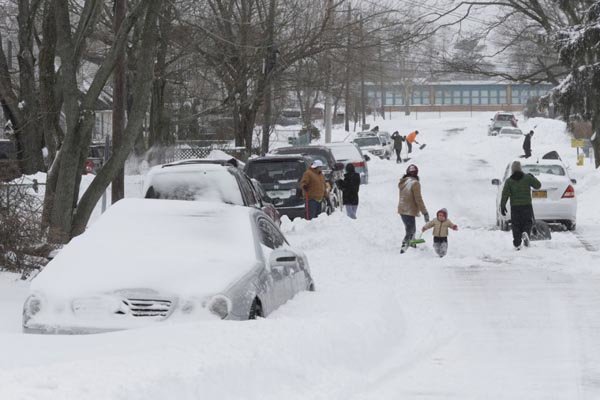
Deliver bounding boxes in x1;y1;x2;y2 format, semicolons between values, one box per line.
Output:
523;134;532;158
301;168;327;220
391;132;404;162
423;218;457;257
337;164;361;219
500;171;541;247
398;176;428;245
406;131;418;153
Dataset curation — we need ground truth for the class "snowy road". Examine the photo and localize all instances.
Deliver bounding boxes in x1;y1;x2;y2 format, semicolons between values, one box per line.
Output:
1;113;599;399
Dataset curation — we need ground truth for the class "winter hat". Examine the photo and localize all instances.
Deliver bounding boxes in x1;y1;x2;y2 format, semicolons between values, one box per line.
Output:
311;159;324;169
345;163;355;173
511;161;522;173
437;208;448;219
529;130;534;135
415;130;419;134
406;164;419;176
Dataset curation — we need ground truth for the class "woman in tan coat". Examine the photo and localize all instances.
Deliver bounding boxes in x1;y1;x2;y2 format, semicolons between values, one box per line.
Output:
398;164;429;253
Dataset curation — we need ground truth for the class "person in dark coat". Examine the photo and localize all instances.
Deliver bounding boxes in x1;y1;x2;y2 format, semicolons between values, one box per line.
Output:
391;131;404;163
337;163;361;219
500;161;541;249
522;130;534;158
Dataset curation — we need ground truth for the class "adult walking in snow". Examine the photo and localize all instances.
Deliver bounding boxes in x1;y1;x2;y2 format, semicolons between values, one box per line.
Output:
406;130;420;154
500;161;541;250
337;164;361;219
301;160;327;220
522;130;534;158
397;164;429;253
391;131;404;163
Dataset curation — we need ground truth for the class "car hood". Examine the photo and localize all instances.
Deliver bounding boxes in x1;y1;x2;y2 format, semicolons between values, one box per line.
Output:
31;199;259;299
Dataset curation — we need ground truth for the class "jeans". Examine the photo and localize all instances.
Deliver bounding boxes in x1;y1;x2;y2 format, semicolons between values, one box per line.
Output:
511;205;534;247
395;148;402;162
345;205;358;219
401;214;416;244
433;237;448;257
307;199;322;220
407;142;413;154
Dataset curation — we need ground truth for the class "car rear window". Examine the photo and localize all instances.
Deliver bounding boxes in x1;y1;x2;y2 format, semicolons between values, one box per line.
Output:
523;165;565;176
328;145;361;161
246;160;306;184
496;114;514;121
353;137;381;147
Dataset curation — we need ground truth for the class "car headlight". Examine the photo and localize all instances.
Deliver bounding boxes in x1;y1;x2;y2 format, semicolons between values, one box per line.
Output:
208;295;231;319
23;294;43;325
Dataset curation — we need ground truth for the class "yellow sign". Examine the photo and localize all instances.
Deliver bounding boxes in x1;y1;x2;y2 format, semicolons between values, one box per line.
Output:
571;139;585;148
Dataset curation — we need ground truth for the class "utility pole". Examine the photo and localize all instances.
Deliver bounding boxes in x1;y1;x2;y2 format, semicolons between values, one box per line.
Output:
378;39;386;120
343;2;351;132
111;0;126;204
261;0;277;155
359;14;366;127
324;0;335;143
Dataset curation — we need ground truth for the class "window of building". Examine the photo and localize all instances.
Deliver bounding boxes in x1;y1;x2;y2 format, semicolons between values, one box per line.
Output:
462;90;470;105
480;89;489;105
499;89;507;104
471;89;480;105
489;90;499;104
412;90;422;105
422;92;431;105
435;90;443;105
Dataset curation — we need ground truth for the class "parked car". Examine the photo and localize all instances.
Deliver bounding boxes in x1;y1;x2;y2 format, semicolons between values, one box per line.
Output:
84;142;107;174
488;112;518;135
374;131;394;158
143;160;280;225
492;158;577;231
245;155;313;220
269;146;344;213
498;127;524;138
0;139;19;181
325;142;369;184
23;199;314;333
352;134;390;159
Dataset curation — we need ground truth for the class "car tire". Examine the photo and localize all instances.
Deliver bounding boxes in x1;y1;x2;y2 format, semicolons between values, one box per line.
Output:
249;298;263;320
307;279;315;292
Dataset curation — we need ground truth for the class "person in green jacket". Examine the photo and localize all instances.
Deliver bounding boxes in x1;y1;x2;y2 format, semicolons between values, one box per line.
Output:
500;161;542;249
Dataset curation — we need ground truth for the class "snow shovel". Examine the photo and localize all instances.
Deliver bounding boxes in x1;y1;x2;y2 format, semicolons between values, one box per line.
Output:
418;143;427;150
409;232;426;246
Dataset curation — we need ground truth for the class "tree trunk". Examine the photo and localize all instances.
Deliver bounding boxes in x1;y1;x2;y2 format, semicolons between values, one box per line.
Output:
111;0;127;204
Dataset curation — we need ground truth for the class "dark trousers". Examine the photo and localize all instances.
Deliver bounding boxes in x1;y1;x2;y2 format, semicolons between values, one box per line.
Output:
401;214;416;244
307;199;322;220
511;205;534;247
395;148;402;162
407;142;413;153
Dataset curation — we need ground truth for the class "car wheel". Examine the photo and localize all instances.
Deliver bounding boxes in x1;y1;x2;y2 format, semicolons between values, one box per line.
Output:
248;298;263;320
307;279;315;292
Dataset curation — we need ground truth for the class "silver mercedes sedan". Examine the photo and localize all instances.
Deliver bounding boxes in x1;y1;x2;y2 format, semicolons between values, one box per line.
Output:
23;199;314;334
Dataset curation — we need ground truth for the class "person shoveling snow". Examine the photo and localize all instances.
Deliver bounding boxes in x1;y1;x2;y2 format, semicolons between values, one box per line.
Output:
421;208;458;257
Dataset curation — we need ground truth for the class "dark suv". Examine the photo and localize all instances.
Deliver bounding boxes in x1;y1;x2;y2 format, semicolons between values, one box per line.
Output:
245;155;313;220
269;146;344;213
0;139;19;181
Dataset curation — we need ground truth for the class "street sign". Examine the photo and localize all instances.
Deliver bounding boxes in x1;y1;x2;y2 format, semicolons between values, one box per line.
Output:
571;138;585;148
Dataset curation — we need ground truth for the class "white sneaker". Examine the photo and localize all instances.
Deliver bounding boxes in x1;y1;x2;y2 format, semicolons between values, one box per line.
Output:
522;232;530;247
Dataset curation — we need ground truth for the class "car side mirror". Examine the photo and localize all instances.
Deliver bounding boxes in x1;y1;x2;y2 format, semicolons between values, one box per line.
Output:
491;179;500;186
571;179;577;184
363;154;371;162
334;162;344;171
268;248;297;271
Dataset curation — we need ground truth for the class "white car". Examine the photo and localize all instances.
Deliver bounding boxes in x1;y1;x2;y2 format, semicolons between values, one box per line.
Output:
492;159;577;231
23;199;314;334
325;142;369;184
498;127;524;137
353;134;390;159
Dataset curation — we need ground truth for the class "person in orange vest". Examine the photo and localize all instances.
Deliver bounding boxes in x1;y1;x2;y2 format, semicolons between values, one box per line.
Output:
406;130;420;153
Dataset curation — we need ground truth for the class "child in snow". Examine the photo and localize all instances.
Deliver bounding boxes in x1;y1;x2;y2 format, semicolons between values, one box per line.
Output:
421;208;458;257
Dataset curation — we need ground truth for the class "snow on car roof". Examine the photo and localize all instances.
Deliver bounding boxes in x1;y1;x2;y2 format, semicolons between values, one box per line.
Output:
31;199;259;298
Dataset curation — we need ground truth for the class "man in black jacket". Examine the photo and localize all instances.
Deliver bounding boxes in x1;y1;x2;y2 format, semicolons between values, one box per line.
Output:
391;131;404;163
522;130;534;158
337;163;361;219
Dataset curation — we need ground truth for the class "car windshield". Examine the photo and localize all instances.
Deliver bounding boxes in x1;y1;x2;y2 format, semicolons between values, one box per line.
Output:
246;160;305;184
145;169;244;204
328;145;361;161
522;164;566;176
496;114;514;121
353;137;381;147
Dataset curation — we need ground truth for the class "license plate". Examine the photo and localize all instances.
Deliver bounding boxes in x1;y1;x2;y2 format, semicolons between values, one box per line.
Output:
532;190;547;199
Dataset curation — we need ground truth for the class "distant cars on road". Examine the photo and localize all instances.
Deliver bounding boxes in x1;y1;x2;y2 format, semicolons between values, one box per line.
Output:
352;134;391;159
498;127;524;138
492;158;577;231
23;200;313;333
488;112;518;136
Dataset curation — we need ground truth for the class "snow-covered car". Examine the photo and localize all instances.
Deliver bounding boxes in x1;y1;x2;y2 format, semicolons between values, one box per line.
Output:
488;112;518;135
22;199;314;334
352;134;390;159
325;142;369;184
143;160;280;225
492;159;577;231
498;127;524;137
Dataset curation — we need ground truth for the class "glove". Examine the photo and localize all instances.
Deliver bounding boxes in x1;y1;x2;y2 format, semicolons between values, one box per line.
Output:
500;205;507;216
423;213;430;223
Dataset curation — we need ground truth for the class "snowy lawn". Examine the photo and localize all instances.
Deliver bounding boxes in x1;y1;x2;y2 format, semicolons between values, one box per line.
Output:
1;112;599;399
